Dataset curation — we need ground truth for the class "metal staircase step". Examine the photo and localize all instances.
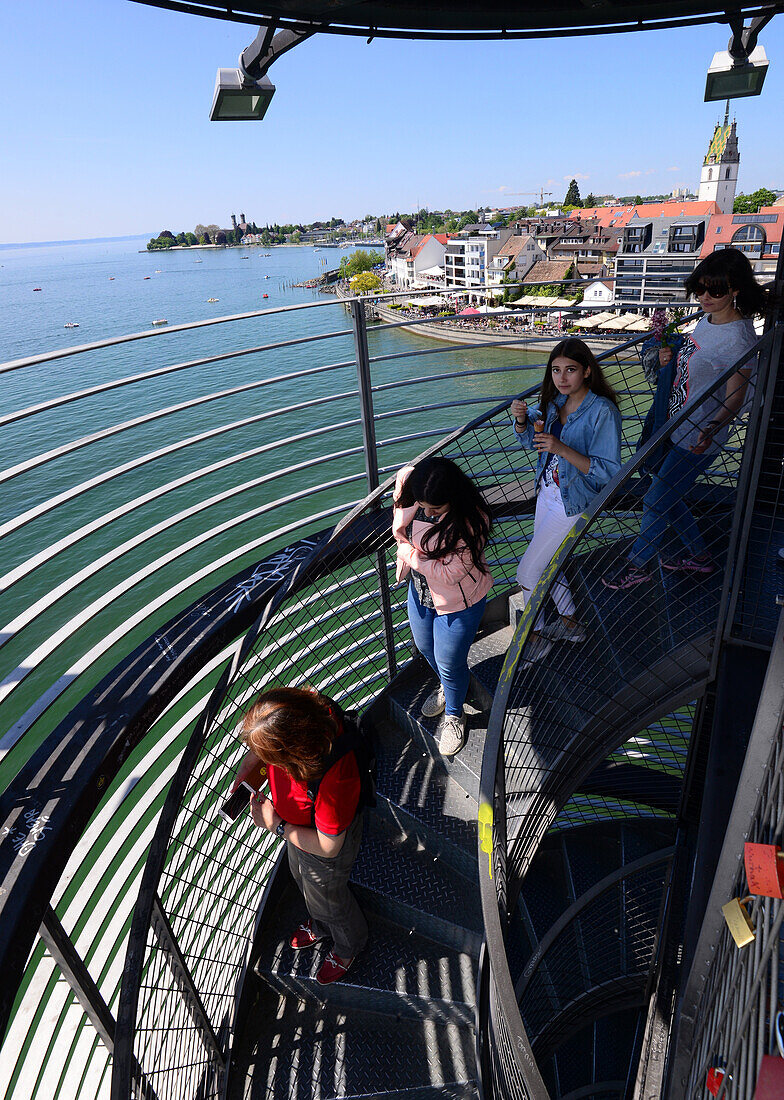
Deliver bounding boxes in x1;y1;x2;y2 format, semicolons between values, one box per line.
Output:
389;683;485;806
350;827;483;958
254;906;477;1027
373;717;478;879
384;620;512;806
231;993;478;1100
467;624;513;707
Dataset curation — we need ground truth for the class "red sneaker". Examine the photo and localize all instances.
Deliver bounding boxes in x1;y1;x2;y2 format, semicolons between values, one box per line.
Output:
289;920;328;951
316;951;354;985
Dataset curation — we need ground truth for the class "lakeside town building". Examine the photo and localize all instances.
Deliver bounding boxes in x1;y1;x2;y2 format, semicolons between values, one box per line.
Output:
383;111;784;311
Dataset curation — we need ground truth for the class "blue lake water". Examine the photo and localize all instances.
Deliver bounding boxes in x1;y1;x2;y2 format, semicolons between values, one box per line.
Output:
0;238;543;766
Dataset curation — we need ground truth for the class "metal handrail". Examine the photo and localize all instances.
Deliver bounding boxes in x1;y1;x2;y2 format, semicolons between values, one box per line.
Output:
107;317;670;1099
672;607;784;1097
476;324;781;1095
0;289;687;1100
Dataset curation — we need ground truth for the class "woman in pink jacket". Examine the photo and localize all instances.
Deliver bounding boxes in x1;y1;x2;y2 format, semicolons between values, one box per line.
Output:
393;457;493;756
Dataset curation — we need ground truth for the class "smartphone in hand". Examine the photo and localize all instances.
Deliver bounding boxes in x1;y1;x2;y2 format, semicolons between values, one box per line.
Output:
218;781;254;823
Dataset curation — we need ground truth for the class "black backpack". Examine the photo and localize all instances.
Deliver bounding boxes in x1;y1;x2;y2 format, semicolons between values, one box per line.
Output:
305;708;376;826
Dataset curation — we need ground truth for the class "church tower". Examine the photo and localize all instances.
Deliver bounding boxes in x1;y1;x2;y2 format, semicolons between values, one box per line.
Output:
698;102;739;214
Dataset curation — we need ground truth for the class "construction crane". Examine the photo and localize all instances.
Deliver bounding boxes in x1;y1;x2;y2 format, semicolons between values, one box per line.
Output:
504;188;554;208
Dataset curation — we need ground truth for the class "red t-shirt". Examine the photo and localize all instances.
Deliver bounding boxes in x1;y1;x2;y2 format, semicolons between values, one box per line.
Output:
268;751;360;836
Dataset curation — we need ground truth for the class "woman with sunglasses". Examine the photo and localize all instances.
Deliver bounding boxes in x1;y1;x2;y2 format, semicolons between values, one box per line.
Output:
603;247;769;590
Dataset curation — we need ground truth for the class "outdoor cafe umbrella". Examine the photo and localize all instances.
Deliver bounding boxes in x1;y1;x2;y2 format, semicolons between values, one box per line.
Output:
458;307;480;316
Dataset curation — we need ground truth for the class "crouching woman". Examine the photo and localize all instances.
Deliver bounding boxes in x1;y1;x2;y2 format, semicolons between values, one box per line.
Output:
235;687;368;985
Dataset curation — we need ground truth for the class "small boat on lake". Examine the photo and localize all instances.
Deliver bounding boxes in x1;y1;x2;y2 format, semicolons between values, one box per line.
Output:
143;276;151;280
207;298;219;302
33;287;42;291
151;319;169;326
262;294;269;299
64;322;80;328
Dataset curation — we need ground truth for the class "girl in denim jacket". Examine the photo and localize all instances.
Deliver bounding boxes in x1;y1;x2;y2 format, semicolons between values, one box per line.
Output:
511;338;621;665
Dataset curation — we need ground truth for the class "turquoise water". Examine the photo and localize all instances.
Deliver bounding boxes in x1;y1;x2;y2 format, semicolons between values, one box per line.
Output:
0;238;543;778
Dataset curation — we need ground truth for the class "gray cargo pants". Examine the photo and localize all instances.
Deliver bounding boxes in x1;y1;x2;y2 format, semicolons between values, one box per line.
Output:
287;811;368;959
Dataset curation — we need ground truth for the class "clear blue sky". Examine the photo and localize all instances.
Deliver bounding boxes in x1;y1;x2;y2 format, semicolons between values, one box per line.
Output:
3;1;784;243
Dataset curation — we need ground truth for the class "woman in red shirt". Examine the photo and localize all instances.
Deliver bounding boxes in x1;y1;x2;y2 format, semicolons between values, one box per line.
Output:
235;687;367;985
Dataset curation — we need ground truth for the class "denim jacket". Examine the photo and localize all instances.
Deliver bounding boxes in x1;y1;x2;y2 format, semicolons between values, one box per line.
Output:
513;390;622;517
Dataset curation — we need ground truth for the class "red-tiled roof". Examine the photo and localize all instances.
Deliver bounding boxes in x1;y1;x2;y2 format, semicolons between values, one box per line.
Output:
523;259;574;284
700;209;784;257
575;200;719;229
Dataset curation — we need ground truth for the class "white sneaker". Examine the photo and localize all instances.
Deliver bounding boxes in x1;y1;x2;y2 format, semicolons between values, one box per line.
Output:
520;636;552;670
541;619;588;644
437;713;466;757
421;685;446;718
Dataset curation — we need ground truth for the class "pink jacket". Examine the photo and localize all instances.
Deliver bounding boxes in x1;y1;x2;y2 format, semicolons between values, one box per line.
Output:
392;465;494;615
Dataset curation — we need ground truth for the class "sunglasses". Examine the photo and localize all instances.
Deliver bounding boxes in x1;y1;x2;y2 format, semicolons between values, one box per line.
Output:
694;281;729;299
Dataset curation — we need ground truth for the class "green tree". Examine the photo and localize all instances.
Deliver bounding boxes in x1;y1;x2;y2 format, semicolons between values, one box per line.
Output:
341;249;385;278
349;271;382;295
185;232;198;246
458;211;478;230
215;230;227;245
733;187;777;213
176;232;187;245
584;193;597;207
375;218;382;233
564;180;582;207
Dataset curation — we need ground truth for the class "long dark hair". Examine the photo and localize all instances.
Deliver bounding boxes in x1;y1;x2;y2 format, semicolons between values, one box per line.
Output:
538;337;619;413
684;247;770;317
240;686;339;782
396;456;492;573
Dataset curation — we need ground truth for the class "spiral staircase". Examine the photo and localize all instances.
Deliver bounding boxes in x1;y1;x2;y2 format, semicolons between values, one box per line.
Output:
1;290;783;1100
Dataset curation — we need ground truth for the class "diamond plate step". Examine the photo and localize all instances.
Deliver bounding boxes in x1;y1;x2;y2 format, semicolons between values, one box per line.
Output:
385;624;512;805
373;718;478;879
254;899;477;1027
231;991;478;1100
351;826;483;958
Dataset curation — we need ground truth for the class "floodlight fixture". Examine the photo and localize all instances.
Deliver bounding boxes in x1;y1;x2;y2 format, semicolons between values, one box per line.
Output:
209;24;313;121
704;12;774;102
704;44;769;101
210;69;275;120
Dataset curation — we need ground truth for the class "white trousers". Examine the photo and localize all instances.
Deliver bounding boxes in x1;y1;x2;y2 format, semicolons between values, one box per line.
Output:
516;482;579;630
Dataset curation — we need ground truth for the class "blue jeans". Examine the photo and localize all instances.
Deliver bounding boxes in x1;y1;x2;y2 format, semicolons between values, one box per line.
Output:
407;584;487;716
628;444;713;566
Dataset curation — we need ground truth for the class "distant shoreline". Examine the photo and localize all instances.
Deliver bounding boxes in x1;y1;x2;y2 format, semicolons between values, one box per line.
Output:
0;233;152;250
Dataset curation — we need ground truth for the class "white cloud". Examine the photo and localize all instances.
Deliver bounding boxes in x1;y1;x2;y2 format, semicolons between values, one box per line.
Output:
645;168;656;175
619;170;643;179
668;165;680;172
563;173;590;181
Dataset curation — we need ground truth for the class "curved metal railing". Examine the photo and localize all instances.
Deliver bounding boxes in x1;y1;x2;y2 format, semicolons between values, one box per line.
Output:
0;292;691;1100
103;319;666;1099
673;608;784;1098
477;322;782;1096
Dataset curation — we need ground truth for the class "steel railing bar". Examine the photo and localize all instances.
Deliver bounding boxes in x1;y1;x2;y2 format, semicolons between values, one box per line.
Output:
0;379;362;487
0;298;352;376
0;502;352;757
0;459;369;645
